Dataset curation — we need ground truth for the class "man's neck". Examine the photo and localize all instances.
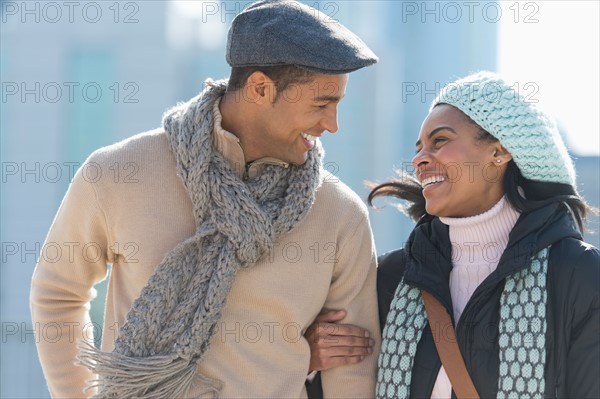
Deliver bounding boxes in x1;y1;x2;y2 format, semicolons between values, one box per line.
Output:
219;91;263;162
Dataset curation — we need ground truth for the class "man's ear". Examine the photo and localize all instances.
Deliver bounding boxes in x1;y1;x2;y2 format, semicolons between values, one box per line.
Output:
245;71;277;105
493;145;513;165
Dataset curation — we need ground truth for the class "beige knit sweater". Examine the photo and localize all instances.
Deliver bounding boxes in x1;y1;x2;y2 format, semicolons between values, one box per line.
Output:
30;105;380;398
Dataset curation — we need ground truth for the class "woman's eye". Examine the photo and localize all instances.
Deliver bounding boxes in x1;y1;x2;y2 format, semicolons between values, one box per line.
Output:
434;137;447;145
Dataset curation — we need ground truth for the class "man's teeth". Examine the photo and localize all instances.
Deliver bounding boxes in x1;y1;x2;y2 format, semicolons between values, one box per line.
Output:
421;176;446;187
301;133;318;141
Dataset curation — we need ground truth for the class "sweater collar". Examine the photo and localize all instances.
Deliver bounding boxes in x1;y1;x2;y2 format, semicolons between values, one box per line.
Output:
212;100;289;180
439;196;521;263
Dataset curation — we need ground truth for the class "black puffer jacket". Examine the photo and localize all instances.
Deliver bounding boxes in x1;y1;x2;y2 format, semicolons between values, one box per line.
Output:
378;202;600;399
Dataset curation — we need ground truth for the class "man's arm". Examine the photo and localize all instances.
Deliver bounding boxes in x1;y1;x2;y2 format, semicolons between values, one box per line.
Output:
30;161;111;398
306;248;407;375
305;309;373;372
315;214;381;398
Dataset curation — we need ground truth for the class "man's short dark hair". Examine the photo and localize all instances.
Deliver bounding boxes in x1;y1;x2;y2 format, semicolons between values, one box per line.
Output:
227;65;316;102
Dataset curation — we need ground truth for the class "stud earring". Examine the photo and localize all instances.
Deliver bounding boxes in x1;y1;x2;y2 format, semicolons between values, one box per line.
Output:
496;159;502;163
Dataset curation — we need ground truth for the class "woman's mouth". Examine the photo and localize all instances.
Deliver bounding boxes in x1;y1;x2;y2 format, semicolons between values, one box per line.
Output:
420;175;447;188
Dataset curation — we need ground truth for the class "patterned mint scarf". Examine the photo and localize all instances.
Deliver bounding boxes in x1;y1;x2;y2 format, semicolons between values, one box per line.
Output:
377;248;549;398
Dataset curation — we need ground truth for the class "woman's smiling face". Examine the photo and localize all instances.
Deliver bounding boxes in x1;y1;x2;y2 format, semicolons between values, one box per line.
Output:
412;104;511;218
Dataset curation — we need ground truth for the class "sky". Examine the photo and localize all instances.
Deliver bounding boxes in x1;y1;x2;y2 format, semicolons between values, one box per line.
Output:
498;0;599;156
168;0;599;155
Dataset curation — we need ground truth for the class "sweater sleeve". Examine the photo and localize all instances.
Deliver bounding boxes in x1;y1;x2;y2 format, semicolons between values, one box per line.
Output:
319;212;381;398
30;159;112;398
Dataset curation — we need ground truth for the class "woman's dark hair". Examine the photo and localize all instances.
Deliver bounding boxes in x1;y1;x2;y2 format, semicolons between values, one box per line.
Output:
503;161;590;232
227;65;315;101
367;173;425;222
368;130;594;233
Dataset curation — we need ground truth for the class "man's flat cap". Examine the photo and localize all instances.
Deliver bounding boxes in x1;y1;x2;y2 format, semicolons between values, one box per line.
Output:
226;0;378;74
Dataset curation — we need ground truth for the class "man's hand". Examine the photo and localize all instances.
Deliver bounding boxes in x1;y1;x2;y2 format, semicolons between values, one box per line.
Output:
305;309;374;372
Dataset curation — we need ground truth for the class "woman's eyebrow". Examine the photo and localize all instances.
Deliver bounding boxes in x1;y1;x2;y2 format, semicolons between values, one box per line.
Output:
415;126;457;147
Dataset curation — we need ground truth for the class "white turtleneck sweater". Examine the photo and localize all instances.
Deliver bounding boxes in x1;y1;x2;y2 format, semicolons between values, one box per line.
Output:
430;196;521;399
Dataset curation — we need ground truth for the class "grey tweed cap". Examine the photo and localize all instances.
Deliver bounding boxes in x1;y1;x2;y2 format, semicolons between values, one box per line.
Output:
226;0;378;74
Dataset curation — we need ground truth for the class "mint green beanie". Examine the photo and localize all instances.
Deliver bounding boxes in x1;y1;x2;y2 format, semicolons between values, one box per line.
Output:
431;71;576;186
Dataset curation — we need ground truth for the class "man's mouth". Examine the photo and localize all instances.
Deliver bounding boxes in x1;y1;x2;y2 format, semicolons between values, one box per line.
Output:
301;132;318;141
301;132;318;149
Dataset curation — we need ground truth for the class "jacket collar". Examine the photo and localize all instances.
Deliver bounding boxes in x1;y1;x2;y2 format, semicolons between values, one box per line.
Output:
403;216;454;310
507;202;581;253
212;100;289;180
403;202;582;308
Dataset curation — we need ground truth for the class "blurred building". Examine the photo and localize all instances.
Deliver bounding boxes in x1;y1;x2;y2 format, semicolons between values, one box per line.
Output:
1;1;597;397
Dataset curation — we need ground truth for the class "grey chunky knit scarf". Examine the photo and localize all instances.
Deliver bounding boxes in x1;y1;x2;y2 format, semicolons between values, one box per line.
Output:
78;79;323;398
377;248;549;398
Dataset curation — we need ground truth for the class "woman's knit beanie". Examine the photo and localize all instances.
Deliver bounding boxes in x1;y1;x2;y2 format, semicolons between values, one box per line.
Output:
431;71;576;186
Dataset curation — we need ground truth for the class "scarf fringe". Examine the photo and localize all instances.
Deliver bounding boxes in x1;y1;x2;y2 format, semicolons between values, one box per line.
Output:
77;341;221;398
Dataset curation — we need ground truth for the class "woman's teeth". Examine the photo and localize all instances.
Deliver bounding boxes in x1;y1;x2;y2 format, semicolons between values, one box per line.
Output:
421;176;446;187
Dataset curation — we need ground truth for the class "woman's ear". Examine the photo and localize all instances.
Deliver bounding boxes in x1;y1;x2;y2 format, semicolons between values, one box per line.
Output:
493;145;513;165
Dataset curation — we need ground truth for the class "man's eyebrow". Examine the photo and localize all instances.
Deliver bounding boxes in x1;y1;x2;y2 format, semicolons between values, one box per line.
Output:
314;94;344;102
415;126;457;147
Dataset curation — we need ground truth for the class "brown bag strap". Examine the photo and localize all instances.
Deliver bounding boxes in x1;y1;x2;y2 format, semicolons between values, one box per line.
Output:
420;290;480;399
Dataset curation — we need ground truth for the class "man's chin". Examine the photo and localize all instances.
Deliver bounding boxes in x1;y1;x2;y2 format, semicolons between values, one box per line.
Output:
290;154;309;166
282;150;309;166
